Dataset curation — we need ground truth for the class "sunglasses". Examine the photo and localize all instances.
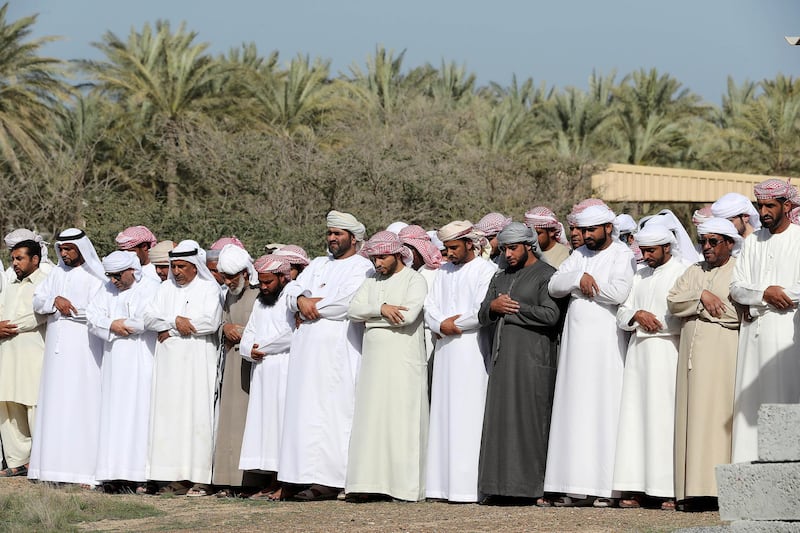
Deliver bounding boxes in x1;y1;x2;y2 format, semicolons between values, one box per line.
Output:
697;237;723;247
105;272;124;280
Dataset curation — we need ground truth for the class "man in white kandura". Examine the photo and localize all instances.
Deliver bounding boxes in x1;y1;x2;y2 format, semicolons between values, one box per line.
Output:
87;251;160;492
730;179;800;463
278;210;374;501
239;255;296;501
29;229;106;485
346;231;429;502
425;220;497;503
544;204;635;507
144;240;223;496
613;224;687;510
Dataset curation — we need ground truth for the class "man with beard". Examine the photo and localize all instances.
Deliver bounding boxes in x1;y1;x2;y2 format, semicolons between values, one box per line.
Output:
524;207;570;268
238;256;296;501
668;218;741;511
0;240;48;477
566;199;609;251
87;251;160;493
144;241;223;495
425;220;497;503
543;204;635;507
278;211;373;501
149;241;175;282
212;244;269;497
29;229;106;485
613;225;688;510
346;231;429;502
477;223;563;503
730;179;800;463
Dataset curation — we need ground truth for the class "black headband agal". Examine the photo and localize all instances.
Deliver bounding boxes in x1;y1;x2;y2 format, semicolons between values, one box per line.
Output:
169;248;199;258
57;230;86;241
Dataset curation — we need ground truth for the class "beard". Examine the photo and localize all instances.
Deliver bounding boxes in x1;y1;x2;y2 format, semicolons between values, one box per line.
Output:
258;290;280;307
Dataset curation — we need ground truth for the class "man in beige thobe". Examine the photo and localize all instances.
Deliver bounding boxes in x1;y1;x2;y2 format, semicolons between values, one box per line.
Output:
667;218;741;512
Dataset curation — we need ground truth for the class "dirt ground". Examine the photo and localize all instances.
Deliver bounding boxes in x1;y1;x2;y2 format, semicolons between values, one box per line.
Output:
0;477;725;532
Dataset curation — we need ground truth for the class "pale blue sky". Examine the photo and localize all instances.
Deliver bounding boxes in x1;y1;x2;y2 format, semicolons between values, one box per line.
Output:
15;0;800;104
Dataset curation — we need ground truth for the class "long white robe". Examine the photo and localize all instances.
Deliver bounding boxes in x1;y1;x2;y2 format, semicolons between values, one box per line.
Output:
87;276;160;482
278;254;374;488
544;240;635;497
238;288;295;473
28;264;105;484
613;257;687;498
143;276;222;483
730;224;800;463
424;257;497;502
346;266;429;501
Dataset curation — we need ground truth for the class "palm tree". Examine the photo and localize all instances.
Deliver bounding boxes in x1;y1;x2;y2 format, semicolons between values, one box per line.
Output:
607;68;707;165
78;20;228;205
475;75;549;154
0;3;70;176
539;72;616;158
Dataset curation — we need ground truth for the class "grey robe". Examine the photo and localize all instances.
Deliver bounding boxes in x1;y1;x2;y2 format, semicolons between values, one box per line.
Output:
477;260;564;498
212;285;268;488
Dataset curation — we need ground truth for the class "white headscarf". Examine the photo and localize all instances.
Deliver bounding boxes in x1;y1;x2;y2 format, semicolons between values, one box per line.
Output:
102;250;143;282
217;243;257;285
55;228;105;282
614;214;638;235
327;210;366;241
634;225;676;247
574;205;616;227
168;239;217;283
643;210;703;264
385;221;409;235
711;193;762;230
5;228;52;264
698;217;743;257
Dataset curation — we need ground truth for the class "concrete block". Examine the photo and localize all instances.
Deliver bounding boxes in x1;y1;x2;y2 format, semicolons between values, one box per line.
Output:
758;404;800;462
732;521;800;532
717;462;800;521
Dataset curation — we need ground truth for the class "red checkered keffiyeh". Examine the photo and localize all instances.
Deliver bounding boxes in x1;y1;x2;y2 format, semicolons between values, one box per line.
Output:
691;206;714;226
474;212;512;237
754;179;796;201
115;226;157;250
525;206;569;246
272;244;310;266
210;236;245;250
398;225;442;269
254;254;291;277
364;231;413;265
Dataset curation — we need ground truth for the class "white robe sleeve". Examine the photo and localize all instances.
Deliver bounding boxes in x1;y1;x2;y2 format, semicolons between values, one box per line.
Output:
547;250;584;299
87;289;114;342
32;267;60;315
424;270;446;336
454;265;494;332
315;265;373;321
592;250;635;306
240;302;294;362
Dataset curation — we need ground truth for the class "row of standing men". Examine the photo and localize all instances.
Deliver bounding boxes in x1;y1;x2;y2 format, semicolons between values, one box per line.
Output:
0;179;797;510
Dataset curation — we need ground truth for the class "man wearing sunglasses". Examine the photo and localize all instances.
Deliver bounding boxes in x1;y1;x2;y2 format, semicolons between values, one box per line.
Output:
730;179;800;464
668;217;741;512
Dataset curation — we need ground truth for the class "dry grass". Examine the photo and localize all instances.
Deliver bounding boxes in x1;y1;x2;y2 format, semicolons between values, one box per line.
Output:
0;477;725;532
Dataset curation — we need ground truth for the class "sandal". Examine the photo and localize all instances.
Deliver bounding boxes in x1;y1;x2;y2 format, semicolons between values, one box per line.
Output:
552;496;595;507
593;497;618;508
619;498;641;509
157;480;192;496
535;497;553;507
0;465;28;477
293;484;341;502
186;483;212;497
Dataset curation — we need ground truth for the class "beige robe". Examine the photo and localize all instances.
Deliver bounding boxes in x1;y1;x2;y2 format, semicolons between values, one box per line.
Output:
667;259;739;500
540;243;570;269
212;286;267;488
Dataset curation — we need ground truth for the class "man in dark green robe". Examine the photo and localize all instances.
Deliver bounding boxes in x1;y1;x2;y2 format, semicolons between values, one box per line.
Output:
477;222;564;502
